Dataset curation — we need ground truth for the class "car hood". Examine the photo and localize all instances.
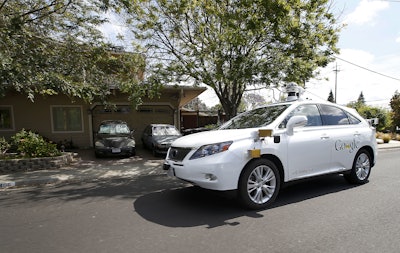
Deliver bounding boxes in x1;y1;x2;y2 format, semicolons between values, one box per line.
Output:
96;135;135;146
153;135;181;144
171;129;258;148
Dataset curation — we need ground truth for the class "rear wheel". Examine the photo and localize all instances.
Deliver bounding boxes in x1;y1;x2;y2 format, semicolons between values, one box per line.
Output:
238;158;281;210
344;149;372;184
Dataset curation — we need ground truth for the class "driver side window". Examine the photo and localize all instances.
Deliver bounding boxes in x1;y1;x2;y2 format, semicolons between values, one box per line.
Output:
279;104;322;128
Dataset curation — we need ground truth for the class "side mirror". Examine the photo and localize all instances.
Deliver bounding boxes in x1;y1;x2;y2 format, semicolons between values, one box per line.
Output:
286;115;307;136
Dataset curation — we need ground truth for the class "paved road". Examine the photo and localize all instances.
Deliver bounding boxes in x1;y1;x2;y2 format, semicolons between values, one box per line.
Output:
0;149;399;253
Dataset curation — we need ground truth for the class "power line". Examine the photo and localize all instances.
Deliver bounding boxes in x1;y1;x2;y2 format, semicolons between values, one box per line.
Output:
334;56;400;82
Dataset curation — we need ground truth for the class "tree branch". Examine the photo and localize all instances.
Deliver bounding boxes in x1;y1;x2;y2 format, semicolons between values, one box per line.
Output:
21;0;72;23
0;0;8;13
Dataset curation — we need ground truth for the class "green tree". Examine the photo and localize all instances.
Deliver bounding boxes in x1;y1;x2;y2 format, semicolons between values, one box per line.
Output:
243;93;267;111
390;90;400;131
0;0;152;105
327;89;335;102
126;0;340;119
356;105;391;132
347;92;367;111
184;97;209;111
357;91;365;105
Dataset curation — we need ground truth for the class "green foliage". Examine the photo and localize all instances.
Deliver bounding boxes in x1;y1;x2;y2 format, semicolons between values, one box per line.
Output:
357;92;365;105
127;0;341;119
242;93;267;111
390;90;400;131
204;124;218;130
11;129;61;158
347;92;367;111
184;98;209;111
327;90;335;102
0;137;10;155
0;0;150;106
348;104;391;132
359;107;391;132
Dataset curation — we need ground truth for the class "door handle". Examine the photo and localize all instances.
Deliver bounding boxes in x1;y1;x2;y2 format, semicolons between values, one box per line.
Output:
321;136;330;140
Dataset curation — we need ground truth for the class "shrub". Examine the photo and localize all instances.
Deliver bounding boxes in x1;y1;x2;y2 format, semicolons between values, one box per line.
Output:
0;137;10;156
11;129;61;158
382;133;391;143
204;124;218;130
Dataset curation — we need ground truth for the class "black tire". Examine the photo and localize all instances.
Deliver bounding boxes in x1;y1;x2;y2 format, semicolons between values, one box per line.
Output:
127;149;136;157
344;149;372;184
238;158;281;210
151;145;157;157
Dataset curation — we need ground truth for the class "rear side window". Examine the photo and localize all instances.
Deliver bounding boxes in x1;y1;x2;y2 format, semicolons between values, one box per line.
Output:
345;112;362;124
319;105;349;125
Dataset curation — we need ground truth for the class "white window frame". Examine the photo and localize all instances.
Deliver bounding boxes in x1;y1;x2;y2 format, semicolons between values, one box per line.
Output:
50;105;84;133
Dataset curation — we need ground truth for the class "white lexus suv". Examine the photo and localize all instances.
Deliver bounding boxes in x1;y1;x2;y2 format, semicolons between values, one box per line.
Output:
163;86;377;209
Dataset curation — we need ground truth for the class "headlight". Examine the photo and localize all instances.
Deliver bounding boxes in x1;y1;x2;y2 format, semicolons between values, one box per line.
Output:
127;140;135;147
190;141;232;160
95;141;105;147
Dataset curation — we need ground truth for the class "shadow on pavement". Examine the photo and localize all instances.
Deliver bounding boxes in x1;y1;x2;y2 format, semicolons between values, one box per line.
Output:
133;174;359;229
1;160;360;230
0;173;186;206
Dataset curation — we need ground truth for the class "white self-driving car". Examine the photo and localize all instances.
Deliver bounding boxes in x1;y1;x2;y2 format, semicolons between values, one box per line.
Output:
163;87;377;209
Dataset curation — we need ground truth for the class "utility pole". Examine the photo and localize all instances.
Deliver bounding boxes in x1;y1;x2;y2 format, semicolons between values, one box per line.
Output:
333;62;340;103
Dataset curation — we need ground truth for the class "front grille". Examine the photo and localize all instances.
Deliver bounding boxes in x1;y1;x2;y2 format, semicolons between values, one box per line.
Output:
168;147;192;161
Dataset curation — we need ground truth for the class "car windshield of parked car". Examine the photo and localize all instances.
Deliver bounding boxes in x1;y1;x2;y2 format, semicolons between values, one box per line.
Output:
153;126;180;136
219;104;290;129
99;123;130;134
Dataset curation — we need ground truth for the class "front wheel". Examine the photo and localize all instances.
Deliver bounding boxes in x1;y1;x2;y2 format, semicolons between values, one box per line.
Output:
238;158;281;210
344;149;372;184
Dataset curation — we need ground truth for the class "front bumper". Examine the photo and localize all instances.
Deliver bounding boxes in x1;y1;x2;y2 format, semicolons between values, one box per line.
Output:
164;150;248;191
155;145;170;154
95;146;135;157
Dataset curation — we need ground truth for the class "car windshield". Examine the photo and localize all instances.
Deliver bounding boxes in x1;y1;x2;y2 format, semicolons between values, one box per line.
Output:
99;123;130;134
153;126;180;136
219;104;290;129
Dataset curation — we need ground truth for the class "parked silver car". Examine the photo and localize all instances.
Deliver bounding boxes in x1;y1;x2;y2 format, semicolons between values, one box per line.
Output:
94;120;136;158
141;124;181;156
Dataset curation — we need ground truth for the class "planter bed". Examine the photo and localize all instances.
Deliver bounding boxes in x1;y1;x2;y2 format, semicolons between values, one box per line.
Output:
0;152;75;174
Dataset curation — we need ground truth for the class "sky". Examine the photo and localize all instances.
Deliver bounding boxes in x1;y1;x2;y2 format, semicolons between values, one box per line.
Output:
100;0;400;109
304;0;400;108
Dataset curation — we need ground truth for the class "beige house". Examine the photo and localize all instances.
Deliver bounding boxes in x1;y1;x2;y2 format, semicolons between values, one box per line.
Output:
0;86;206;149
